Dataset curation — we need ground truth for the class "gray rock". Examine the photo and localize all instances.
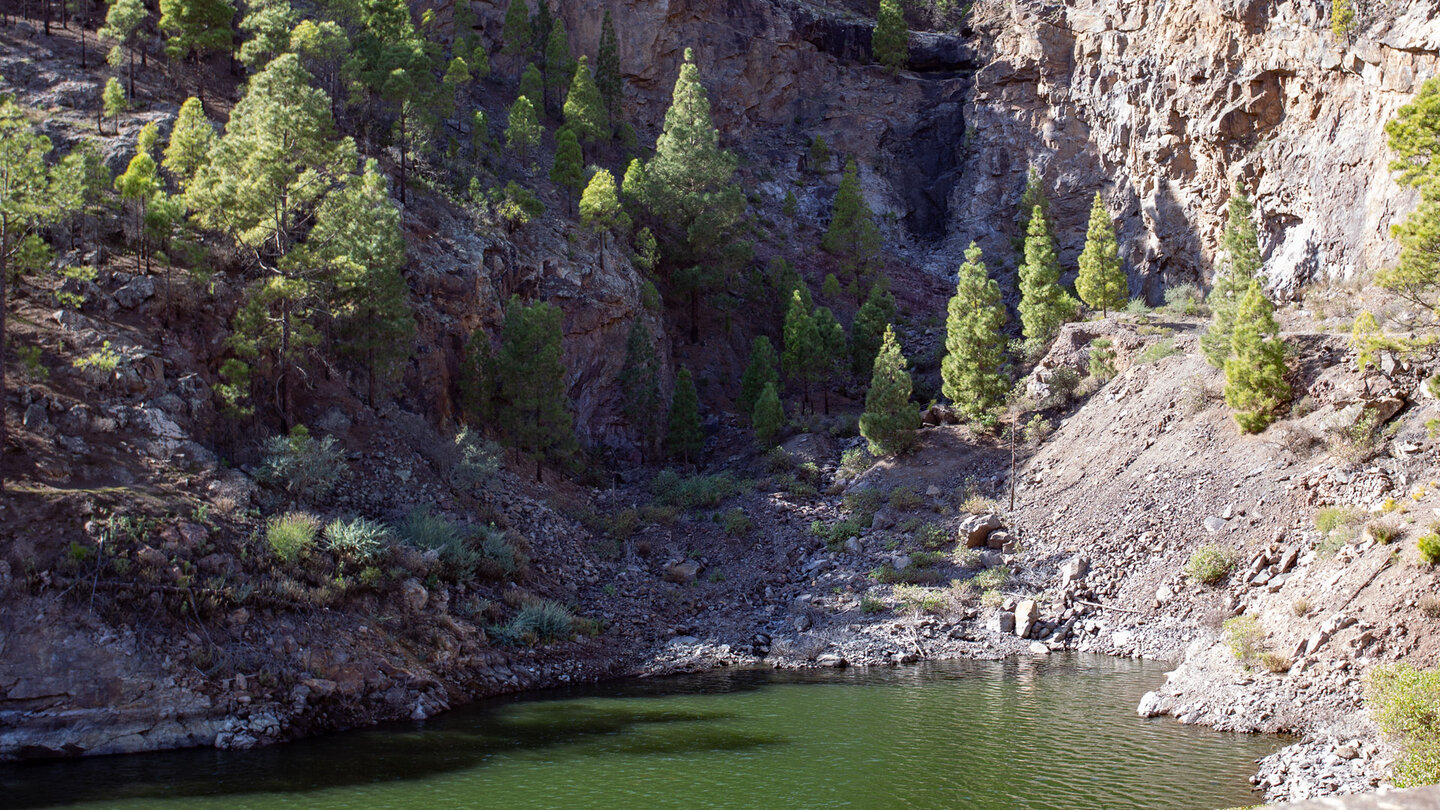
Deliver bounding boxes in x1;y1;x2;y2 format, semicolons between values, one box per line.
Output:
959;512;1003;548
1203;516;1227;533
843;536;863;555
23;402;48;430
1060;556;1089;586
987;611;1015;634
815;653;847;668
399;578;428;613
1137;691;1165;718
665;560;702;584
114;275;156;309
1015;599;1039;638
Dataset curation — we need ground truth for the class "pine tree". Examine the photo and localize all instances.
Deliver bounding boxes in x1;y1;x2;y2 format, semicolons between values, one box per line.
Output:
563;56;609;145
99;0;147;97
0;100;75;496
813;306;847;414
162;97;214;188
1331;0;1356;41
505;95;542;163
1016;166;1050;242
501;0;531;63
237;0;297;70
580;168;629;267
1201;182;1263;367
186;53;358;423
618;320;662;459
53;141;112;257
1075;191;1126;316
596;10;623;130
634;49;745;341
1224;281;1290;433
304;160;414;404
666;366;704;463
549;126;584;213
752;382;784;448
737;335;779;421
114;150;160;272
518;63;544;115
158;0;235;98
490;296;575;482
542;19;573;117
872;0;909;73
860;325;919;455
440;56;472;120
1017;205;1076;350
822;157;882;301
1376;77;1440;321
821;273;842;300
782;289;822;411
102;77;127;135
850;281;895;376
941;242;1009;422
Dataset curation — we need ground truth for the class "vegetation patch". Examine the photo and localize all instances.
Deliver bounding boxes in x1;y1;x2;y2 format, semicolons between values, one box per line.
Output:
1184;544;1236;586
266;512;320;562
1366;663;1440;787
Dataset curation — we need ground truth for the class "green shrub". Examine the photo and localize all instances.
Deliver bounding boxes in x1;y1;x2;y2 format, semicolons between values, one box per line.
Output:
255;425;347;504
1163;284;1206;316
917;522;949;550
839;447;874;479
499;599;574;645
895;584;949;614
1327;409;1395;465
1040;367;1081;409
720;508;753;537
860;594;886;614
888;486;924;511
1185;544;1236;585
869;564;944;585
1420;532;1440;565
1366;663;1440;787
398;508;479;577
1088;338;1117;381
267;512;320;562
476;525;528;581
1366;521;1402;545
73;340;122;372
1223;614;1266;667
1124;298;1152;316
450;427;503;489
324;517;392;562
1316;506;1362;535
968;565;1009;591
1137;338;1180;364
652;470;745;509
812;515;868;550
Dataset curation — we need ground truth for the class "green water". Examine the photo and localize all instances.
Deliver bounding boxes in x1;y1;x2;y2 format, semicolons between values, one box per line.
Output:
1;655;1283;809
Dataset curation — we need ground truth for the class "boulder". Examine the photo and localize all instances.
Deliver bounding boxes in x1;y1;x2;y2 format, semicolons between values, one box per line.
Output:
1203;516;1227;533
399;578;428;613
815;653;847;668
1015;599;1039;638
113;275;156;309
987;611;1015;634
1060;556;1089;586
665;560;702;584
1137;691;1165;718
959;513;1003;548
985;529;1011;550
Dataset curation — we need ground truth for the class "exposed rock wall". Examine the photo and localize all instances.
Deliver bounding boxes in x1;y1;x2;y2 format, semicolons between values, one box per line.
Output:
947;0;1440;298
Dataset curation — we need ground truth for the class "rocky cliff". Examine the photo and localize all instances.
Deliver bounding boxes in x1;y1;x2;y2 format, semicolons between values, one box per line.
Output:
470;0;1439;301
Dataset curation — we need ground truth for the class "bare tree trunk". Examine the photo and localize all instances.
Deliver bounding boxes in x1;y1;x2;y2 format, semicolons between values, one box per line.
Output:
689;288;699;344
280;294;292;428
0;235;8;497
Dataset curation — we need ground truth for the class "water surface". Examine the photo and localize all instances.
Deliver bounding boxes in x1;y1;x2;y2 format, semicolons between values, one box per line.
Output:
0;654;1283;809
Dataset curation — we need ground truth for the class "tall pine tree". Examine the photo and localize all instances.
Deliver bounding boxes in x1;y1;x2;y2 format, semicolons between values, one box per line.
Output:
618;320;662;459
813;306;847;414
505;95;541;163
753;382;784;448
822;157;882;302
737;335;779;420
860;325;919;455
1075;191;1126;316
542;19;573;117
549;126;584;214
1017;205;1075;351
782;290;822;412
941;242;1008;422
1201;182;1262;367
490;296;575;482
850;281;895;376
158;0;235;99
596;10;623;131
501;0;531;65
872;0;909;73
1224;281;1290;433
563;55;609;145
666;366;704;463
162;96;214;188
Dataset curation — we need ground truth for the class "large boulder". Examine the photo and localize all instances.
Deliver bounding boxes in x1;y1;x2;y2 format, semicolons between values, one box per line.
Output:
664;560;702;584
1015;599;1039;638
959;513;1003;548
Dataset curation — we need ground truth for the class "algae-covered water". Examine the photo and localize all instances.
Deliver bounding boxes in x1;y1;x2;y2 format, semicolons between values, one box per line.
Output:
1;654;1284;809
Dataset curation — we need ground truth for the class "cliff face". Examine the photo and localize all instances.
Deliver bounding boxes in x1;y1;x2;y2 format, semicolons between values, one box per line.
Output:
472;0;1438;301
957;0;1440;299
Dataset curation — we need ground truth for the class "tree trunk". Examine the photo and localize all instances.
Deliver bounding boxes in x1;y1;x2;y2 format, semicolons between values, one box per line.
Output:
397;108;407;205
42;0;50;36
689;287;699;344
79;24;86;69
0;230;8;497
128;47;135;98
823;381;830;415
280;293;292;429
366;346;376;406
535;455;542;483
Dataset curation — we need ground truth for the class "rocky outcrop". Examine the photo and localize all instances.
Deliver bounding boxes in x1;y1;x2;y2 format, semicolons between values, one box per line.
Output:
956;0;1440;298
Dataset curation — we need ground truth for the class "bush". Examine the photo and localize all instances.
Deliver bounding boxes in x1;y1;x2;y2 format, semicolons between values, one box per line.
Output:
1137;338;1180;365
1419;595;1440;618
1185;544;1236;585
398;508;479;577
888;486;924;511
1259;651;1291;673
860;594;886;614
720;508;754;537
1316;506;1361;534
1366;521;1402;545
652;470;745;509
499;599;574;645
968;565;1009;592
917;522;949;550
324;517;392;563
1163;284;1206;316
1292;598;1311;617
1124;298;1152;316
895;584;950;614
1420;532;1440;565
1366;663;1440;787
1088;338;1117;381
839;447;875;479
450;427;503;489
812;514;869;550
1327;409;1395;465
475;524;529;581
255;425;346;504
1223;614;1266;667
267;512;320;562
